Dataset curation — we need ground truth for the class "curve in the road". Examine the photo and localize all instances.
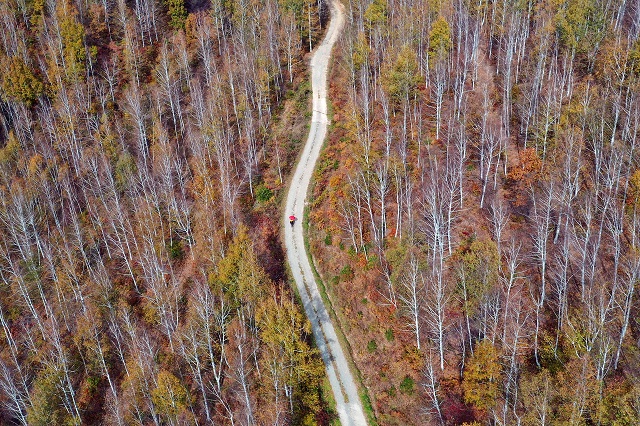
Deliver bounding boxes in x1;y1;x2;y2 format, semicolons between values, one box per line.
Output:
284;1;368;425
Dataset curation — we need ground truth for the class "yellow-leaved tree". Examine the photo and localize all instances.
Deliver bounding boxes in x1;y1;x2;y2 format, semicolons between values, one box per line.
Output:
27;364;79;426
151;370;193;424
1;56;44;106
457;238;500;322
210;225;268;307
47;0;86;85
629;169;640;207
462;339;501;413
364;0;388;32
428;16;452;64
382;44;422;104
256;293;324;425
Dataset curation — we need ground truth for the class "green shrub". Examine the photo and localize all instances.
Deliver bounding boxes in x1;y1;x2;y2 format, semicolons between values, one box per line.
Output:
367;340;377;353
167;239;184;260
339;265;354;281
86;376;100;393
400;376;415;395
387;385;396;397
385;328;394;341
255;184;273;202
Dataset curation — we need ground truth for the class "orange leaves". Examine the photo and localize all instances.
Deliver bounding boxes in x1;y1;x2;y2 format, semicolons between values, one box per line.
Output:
507;147;542;182
628;169;640;207
506;147;542;206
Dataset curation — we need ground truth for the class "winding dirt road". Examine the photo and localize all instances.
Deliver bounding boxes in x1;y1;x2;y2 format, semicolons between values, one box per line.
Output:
284;1;368;425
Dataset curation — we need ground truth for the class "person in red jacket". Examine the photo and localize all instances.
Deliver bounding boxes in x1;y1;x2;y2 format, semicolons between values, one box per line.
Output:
289;215;297;227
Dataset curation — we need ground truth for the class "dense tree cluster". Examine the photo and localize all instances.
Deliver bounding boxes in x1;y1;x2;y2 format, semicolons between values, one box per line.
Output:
312;0;640;423
0;0;329;424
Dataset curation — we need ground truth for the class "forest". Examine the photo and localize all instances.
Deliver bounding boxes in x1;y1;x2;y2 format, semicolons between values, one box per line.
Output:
0;0;332;424
308;0;640;424
2;0;640;425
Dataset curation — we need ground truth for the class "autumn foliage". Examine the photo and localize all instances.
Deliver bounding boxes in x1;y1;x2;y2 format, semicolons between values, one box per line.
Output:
308;0;640;423
0;0;329;424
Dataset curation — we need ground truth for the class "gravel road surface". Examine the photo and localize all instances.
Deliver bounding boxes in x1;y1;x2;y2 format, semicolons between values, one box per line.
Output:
284;1;368;425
